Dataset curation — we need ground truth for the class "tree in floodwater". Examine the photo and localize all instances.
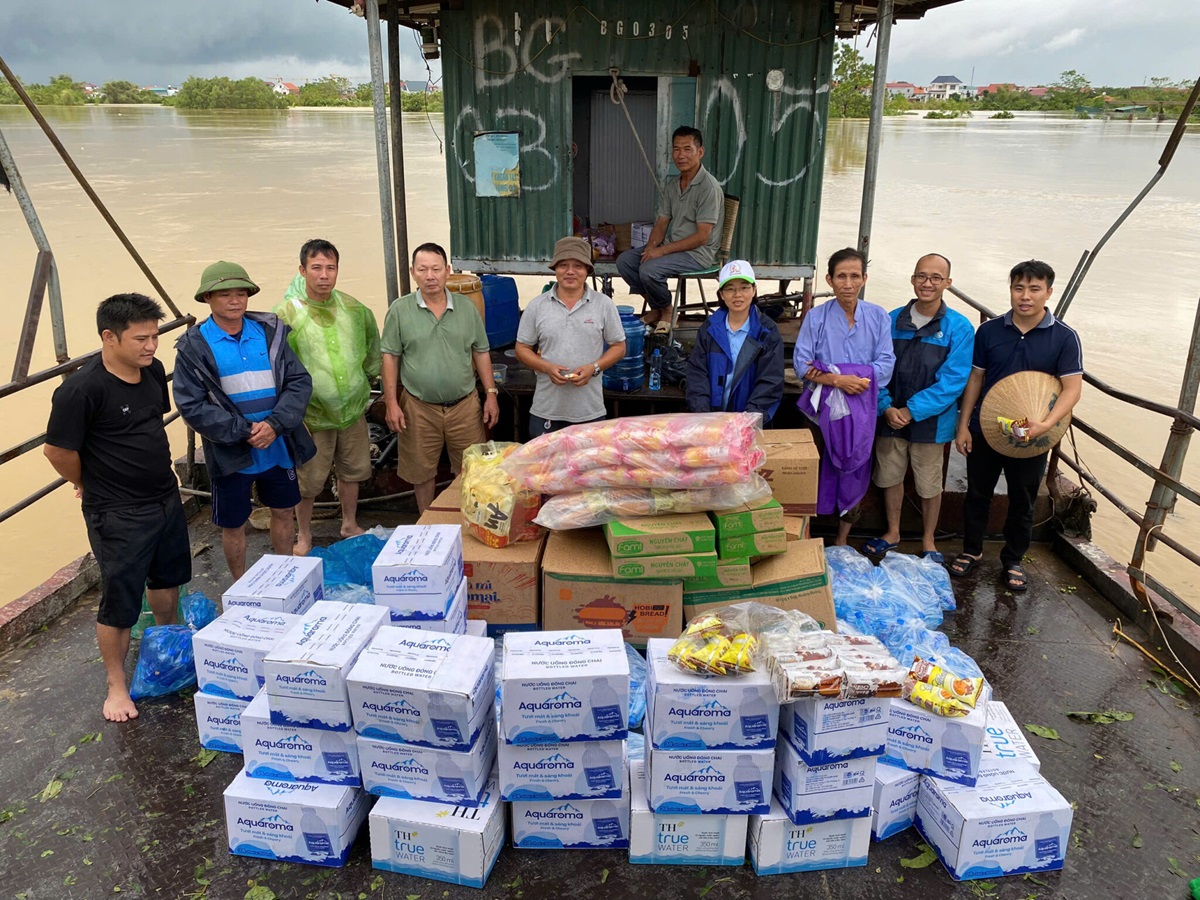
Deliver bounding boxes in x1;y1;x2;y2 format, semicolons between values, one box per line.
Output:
297;75;356;106
1047;69;1095;109
27;74;86;106
98;81;159;104
830;43;873;118
172;76;289;110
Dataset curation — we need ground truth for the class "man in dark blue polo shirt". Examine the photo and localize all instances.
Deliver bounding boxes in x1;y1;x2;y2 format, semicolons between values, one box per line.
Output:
949;260;1083;591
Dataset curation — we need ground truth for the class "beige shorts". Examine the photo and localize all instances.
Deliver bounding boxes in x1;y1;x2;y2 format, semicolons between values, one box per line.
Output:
873;436;946;499
396;389;486;485
298;417;373;498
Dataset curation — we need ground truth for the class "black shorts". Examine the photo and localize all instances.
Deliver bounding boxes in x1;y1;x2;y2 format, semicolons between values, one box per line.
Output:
84;494;192;629
210;465;300;528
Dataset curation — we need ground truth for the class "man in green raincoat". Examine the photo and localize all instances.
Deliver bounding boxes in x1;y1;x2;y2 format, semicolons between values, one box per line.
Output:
275;239;381;555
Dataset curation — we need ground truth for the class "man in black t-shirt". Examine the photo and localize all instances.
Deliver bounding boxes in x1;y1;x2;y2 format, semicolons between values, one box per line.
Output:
45;293;191;723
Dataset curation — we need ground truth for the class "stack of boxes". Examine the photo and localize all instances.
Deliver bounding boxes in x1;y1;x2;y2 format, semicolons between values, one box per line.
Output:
501;629;632;850
709;498;789;566
635;639;775;865
371;524;469;633
222;600;387;867
604;513;718;583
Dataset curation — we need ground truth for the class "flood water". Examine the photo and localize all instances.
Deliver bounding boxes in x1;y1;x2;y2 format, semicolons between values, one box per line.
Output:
2;106;1199;607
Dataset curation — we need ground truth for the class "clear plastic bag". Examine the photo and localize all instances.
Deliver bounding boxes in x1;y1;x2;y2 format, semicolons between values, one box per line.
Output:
825;546;876;585
502;412;766;494
461;442;542;547
129;625;196;700
534;476;773;530
626;643;648;731
309;533;388;586
668;601;820;678
880;552;957;612
323;583;376;605
180;591;217;631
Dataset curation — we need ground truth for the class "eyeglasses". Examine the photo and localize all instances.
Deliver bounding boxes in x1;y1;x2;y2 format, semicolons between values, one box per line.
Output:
912;274;946;285
722;283;755;295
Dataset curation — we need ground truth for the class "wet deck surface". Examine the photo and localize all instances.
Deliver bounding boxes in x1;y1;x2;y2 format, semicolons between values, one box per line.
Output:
2;514;1197;900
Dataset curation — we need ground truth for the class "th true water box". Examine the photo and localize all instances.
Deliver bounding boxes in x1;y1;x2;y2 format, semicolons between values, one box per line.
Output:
629;759;747;866
748;799;871;875
872;764;920;841
369;778;505;888
222;555;323;615
981;701;1041;771
501;629;629;744
645;638;778;751
194;691;248;753
382;574;468;633
646;746;773;815
223;768;369;867
263;602;388;732
881;688;989;786
359;722;497;807
372;525;464;615
194;608;301;701
510;766;630;849
346;627;494;752
774;737;876;825
779;696;890;765
497;739;625;801
915;758;1072;881
241;689;361;786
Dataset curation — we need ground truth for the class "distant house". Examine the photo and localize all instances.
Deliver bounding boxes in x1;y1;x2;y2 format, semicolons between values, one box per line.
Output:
977;83;1017;97
926;74;967;100
396;80;433;93
141;85;177;98
272;80;300;96
81;83;98;96
1025;86;1050;98
911;86;927;101
886;81;916;98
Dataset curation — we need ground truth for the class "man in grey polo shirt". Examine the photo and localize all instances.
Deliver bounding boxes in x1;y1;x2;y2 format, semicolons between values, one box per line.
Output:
617;125;724;330
514;237;627;436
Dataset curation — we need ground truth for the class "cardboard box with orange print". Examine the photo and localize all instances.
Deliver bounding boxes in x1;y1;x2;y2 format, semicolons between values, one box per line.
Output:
760;429;821;515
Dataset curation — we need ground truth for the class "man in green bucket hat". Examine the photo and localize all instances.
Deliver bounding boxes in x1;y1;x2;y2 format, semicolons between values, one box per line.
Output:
174;260;316;579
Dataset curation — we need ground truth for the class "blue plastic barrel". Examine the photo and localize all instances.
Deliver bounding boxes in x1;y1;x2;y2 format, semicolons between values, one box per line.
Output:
604;306;647;391
481;274;520;348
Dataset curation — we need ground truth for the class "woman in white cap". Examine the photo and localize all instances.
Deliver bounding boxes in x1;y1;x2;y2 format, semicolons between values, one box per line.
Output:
685;260;784;422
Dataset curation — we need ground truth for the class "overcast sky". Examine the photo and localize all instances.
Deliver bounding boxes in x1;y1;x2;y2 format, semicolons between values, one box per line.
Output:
0;0;1195;88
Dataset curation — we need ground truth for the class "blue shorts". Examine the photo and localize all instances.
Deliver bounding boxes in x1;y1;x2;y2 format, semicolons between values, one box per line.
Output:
211;465;300;529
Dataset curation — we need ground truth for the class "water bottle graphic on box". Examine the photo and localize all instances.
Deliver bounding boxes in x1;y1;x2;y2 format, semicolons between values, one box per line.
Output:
436;755;469;800
591;799;624;842
299;807;335;860
428;695;464;746
1025;812;1062;869
590;678;622;732
732;754;766;808
583;744;617;793
740;688;771;743
320;733;354;779
940;723;971;778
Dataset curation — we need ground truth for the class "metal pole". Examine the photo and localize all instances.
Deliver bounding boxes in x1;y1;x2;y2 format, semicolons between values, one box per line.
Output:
366;0;399;305
387;7;412;298
0;126;69;364
855;0;894;289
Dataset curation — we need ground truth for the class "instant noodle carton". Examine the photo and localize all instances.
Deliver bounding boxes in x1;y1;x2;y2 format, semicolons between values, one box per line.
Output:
681;558;752;592
510;767;630;849
629;759;747;866
748;799;871;875
369;778;505;887
716;529;788;559
872;764;920;840
773;737;876;825
758;429;820;515
224;768;368;867
222;555;323;615
194;691;248;753
611;551;719;581
779;696;891;765
604;514;716;557
358;721;496;807
915;759;1072;881
709;498;785;539
194;608;302;701
981;701;1041;771
371;525;463;614
241;688;361;786
428;476;463;512
497;739;625;801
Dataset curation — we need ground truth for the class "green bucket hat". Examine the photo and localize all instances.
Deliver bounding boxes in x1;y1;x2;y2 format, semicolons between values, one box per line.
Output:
194;260;260;302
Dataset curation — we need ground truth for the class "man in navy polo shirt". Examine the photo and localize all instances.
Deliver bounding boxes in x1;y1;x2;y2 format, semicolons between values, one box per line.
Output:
949;260;1083;591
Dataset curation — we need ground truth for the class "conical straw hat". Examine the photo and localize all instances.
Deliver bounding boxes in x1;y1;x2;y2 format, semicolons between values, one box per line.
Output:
979;371;1071;458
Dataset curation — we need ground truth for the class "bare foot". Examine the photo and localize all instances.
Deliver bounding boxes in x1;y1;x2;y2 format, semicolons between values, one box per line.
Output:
340;523;366;540
103;689;139;723
294;535;313;556
641;309;663;326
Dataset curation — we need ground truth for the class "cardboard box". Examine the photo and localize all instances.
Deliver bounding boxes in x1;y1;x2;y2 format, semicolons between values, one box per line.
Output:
541;530;682;647
710;499;785;539
981;701;1041;772
631;222;654;250
759;429;820;515
612;551;719;580
645;638;778;751
222;555;324;615
915;759;1072;881
372;525;463;612
612;222;633;253
881;691;989;786
369;778;505;887
748;800;871;875
629;759;747;866
683;539;835;630
681;559;752;592
263;602;389;732
717;529;787;559
510;767;630;849
345;627;495;752
194;608;302;701
779;697;890;766
429;476;463;512
380;574;468;633
646;746;773;815
224;768;369;867
417;511;544;636
500;628;629;745
465;619;488;638
774;738;876;825
497;739;625;801
872;764;920;841
194;692;248;753
359;723;496;807
605;514;716;558
783;516;811;541
242;689;361;786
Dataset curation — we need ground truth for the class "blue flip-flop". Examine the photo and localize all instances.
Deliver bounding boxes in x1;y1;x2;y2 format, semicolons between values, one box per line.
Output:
862;537;899;561
920;550;945;565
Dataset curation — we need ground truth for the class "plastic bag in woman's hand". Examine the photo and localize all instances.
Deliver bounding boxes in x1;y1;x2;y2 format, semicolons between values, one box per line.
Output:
129;625;196;700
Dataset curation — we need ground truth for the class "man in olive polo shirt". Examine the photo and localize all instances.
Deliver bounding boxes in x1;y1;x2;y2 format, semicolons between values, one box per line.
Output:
380;242;499;513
